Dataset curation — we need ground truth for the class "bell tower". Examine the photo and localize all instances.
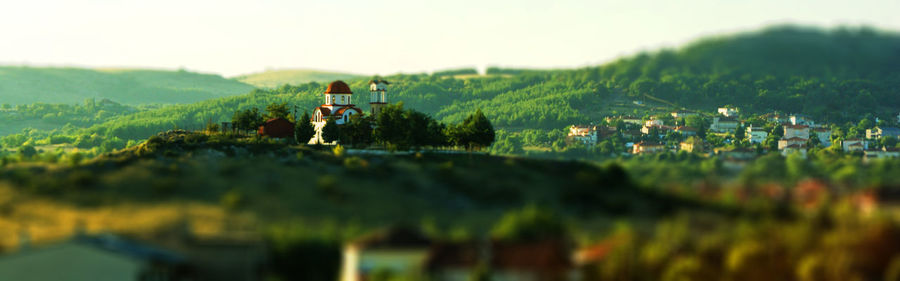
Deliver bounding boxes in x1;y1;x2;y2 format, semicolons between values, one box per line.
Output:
369;79;389;116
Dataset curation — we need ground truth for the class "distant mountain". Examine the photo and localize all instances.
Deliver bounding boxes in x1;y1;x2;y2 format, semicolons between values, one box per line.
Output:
233;69;364;88
0;67;255;105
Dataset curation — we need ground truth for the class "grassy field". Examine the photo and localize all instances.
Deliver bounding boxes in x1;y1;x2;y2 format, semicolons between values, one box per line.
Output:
0;66;255;105
233;69;364;88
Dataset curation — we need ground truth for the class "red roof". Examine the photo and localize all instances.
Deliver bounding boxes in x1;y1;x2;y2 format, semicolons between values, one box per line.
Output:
324;80;353;94
258;118;295;138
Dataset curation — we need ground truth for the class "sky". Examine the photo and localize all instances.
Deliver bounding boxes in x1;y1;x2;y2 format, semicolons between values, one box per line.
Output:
1;0;898;77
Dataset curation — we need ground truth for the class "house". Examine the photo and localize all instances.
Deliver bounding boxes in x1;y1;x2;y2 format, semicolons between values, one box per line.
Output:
341;227;432;281
746;126;768;144
842;139;867;152
257;117;295;138
778;137;807;150
866;127;900;139
670;110;697;119
783;124;809;140
864;147;900;162
764;113;788;124
679;137;704;153
710;116;739;132
674;126;698;137
789;114;815;126
633;141;666;154
644;118;663;127
781;144;808;158
604;116;641;126
641;125;673;136
426;240;577;281
0;234;188;281
717;107;739;117
568;125;597;146
811;127;832;147
310;80;368;144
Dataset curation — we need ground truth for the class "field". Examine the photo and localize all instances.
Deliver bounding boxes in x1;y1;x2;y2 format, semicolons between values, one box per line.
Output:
233;69;364;88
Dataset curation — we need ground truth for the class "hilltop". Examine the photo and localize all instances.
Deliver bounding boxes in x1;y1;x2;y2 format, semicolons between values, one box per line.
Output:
233;69;364;88
0;66;255;105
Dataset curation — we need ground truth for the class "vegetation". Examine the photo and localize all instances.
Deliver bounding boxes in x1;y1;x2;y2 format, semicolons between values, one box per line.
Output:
233;69;363;88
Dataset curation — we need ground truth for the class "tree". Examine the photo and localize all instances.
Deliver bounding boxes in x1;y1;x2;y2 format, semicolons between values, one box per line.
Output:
374;104;409;147
265;102;291;120
18;145;37;159
449;109;496;150
339;115;374;147
491;205;566;242
321;118;340;144
296;112;316;145
734;124;746;140
232;108;263;134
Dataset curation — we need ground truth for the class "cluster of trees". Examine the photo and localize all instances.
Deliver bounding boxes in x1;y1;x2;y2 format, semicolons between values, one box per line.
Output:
295;103;495;150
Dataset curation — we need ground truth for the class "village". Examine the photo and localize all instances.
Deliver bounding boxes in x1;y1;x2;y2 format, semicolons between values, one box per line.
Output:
567;106;900;162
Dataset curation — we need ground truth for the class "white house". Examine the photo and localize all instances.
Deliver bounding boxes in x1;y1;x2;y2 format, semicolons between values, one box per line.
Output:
310;80;367;144
812;127;832;147
633;141;666;154
746;126;768;144
717;107;739;117
864;147;900;162
842;139;867;152
568;125;598;146
790;115;815;126
778;137;807;150
644;118;664;127
710;117;739;132
866;127;900;139
781;144;808;158
671;110;698;119
783;124;810;140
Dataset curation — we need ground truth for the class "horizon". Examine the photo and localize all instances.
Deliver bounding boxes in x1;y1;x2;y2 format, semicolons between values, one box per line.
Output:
2;0;899;77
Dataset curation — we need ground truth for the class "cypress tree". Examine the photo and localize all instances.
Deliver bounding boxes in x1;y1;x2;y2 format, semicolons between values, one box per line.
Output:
296;111;316;144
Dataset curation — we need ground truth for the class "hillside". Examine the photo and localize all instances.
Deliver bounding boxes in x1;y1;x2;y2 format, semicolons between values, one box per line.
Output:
0;67;255;105
233;69;364;88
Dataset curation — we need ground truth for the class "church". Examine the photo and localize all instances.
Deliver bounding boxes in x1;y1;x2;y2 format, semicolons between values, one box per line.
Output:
309;79;390;144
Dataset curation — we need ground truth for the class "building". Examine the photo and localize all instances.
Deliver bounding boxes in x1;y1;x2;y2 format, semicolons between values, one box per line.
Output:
778;137;807;150
790;114;815;126
781;144;808;158
633;141;666;154
842;139;867;152
0;234;188;281
866;127;900;139
568;125;598;146
369;79;390;116
812;127;832;147
257;117;294;138
644;118;663;127
783;124;810;140
680;137;704;153
670;110;697;119
746;126;768;144
641;125;673;136
674;126;698;137
311;80;366;144
717;107;739;117
341;227;432;281
864;147;900;162
710;116;739;132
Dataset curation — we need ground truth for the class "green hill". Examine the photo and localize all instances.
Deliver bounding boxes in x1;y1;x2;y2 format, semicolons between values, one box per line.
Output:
0;67;255;105
233;69;364;88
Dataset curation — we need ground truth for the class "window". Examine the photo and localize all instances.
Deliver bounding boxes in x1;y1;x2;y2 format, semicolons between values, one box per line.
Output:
341;96;345;103
344;115;348;123
332;96;335;104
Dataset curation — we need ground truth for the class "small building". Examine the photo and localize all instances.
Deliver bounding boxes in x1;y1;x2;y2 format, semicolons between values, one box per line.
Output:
644;118;663;127
0;234;188;281
866;127;900;139
633;141;666;154
778;137;807;150
864;147;900;162
568;125;598;146
674;126;698;137
790;114;815;126
842;139;867;152
746;126;768;144
781;144;808;158
680;137;704;153
670;110;698;119
710;116;739;133
717;107;739;117
341;227;432;281
783;124;810;140
257;117;295;138
311;80;366;144
641;125;673;136
812;127;832;147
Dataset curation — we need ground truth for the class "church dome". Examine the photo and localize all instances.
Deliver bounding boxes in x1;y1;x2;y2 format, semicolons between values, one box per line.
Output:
325;80;353;94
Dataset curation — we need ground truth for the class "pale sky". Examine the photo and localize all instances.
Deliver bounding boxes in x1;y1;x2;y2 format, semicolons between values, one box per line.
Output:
1;0;898;77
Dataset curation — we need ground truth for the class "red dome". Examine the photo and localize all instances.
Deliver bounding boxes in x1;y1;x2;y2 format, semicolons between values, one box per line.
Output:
325;80;353;94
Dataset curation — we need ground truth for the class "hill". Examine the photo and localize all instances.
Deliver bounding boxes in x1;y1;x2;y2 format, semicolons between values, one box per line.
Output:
233;69;364;88
0;67;256;105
